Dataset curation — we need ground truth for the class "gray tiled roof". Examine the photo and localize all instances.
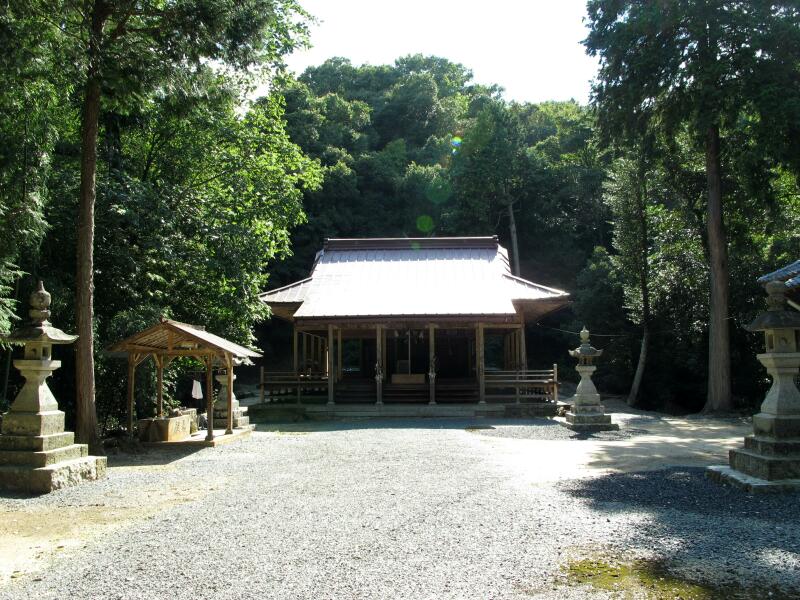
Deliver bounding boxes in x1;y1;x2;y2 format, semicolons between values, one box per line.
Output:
260;237;569;319
758;260;800;289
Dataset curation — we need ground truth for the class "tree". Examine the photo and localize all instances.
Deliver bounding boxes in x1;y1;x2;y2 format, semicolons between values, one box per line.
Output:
585;1;800;412
22;0;311;449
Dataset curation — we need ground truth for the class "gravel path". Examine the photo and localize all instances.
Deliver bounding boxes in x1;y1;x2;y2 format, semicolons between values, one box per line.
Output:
1;417;799;599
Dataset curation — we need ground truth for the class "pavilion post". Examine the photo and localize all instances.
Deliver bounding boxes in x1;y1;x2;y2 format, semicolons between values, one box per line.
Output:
428;324;436;405
337;327;342;381
127;353;136;437
376;324;383;405
205;357;214;441
293;326;298;375
225;356;234;435
301;332;307;374
155;354;164;417
520;319;527;370
327;324;335;405
477;323;486;404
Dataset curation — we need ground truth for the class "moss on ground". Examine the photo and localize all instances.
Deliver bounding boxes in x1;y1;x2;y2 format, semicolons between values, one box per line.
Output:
563;557;794;599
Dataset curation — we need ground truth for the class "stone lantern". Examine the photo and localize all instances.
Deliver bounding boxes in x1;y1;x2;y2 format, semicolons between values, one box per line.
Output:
213;367;250;431
708;281;800;491
0;281;106;493
561;327;618;432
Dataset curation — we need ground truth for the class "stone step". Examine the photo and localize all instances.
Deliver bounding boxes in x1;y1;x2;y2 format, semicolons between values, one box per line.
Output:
0;455;106;494
744;435;800;457
730;448;800;481
0;443;88;468
0;431;75;452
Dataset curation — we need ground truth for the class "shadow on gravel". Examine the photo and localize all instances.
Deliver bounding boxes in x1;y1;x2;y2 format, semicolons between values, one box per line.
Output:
559;467;800;591
106;445;204;467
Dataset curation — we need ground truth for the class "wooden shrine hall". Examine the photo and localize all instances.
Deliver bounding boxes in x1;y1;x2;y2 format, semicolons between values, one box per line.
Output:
259;237;570;407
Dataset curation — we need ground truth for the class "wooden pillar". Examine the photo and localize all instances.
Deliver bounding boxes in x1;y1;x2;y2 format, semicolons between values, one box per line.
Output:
477;324;485;404
155;354;164;417
519;320;527;370
337;328;343;381
225;357;234;435
259;366;265;404
553;363;559;403
381;327;387;377
301;332;307;373
327;324;335;405
376;325;383;405
293;326;298;375
205;357;214;441
127;353;136;437
428;324;436;405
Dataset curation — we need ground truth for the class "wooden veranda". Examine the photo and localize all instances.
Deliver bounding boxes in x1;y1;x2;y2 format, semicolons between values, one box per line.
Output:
108;318;261;440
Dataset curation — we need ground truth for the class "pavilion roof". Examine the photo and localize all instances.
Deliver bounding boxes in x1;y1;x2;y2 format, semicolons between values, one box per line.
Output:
108;318;261;360
260;236;569;321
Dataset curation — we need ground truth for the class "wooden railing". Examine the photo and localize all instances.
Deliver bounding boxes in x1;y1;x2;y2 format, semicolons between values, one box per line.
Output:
259;369;328;403
484;365;558;403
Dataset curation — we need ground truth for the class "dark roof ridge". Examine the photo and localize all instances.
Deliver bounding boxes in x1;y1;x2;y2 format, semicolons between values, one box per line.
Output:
323;236;499;251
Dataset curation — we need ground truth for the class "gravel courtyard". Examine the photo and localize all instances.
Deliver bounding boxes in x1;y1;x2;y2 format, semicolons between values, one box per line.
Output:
1;407;799;599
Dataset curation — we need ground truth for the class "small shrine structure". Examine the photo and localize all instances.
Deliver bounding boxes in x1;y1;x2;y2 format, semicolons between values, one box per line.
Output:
0;281;106;493
561;327;618;432
108;319;260;443
259;237;569;408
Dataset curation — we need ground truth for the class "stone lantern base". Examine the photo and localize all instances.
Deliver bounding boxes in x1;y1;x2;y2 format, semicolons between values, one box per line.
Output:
707;412;800;493
563;404;619;433
0;421;107;494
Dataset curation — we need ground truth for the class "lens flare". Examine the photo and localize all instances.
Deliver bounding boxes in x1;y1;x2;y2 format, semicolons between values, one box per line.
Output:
416;215;434;233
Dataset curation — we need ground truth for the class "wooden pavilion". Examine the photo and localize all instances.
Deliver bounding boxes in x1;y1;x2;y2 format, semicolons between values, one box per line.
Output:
259;237;570;406
108;319;261;440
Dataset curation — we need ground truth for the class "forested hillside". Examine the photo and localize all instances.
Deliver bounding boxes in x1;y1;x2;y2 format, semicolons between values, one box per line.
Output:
1;2;799;437
264;54;799;414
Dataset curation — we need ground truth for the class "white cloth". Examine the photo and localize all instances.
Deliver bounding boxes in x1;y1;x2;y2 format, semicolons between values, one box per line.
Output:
191;380;203;399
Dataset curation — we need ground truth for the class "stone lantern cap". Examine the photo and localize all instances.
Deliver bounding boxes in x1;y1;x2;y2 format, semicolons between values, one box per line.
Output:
569;327;602;361
2;280;77;346
747;281;800;332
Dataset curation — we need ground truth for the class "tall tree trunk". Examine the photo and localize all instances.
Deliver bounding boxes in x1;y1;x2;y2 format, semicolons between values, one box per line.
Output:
628;161;650;407
702;124;732;413
75;2;106;451
507;200;521;276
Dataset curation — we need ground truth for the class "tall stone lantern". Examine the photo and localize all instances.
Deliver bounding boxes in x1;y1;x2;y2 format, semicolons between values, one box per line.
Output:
561;327;618;432
0;281;106;493
708;281;800;491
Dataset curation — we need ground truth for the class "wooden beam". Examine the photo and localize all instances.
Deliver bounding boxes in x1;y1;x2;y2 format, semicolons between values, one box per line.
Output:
337;327;342;381
327;324;335;405
293;326;298;375
127;353;137;438
225;354;234;435
205;357;214;441
376;324;383;405
155;354;164;417
428;324;436;405
477;323;485;404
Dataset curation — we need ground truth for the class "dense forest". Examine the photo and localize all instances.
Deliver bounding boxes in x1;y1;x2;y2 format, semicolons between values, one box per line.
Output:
1;1;799;444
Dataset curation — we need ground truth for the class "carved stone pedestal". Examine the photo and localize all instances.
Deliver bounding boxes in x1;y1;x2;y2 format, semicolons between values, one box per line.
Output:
0;283;106;494
707;282;800;492
563;364;618;432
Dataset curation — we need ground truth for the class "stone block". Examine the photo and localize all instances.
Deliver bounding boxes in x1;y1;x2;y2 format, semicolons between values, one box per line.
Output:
1;410;65;436
706;465;800;493
729;448;800;481
743;435;800;457
0;431;74;452
0;455;106;494
138;415;192;442
753;413;800;439
0;443;87;468
562;411;619;432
